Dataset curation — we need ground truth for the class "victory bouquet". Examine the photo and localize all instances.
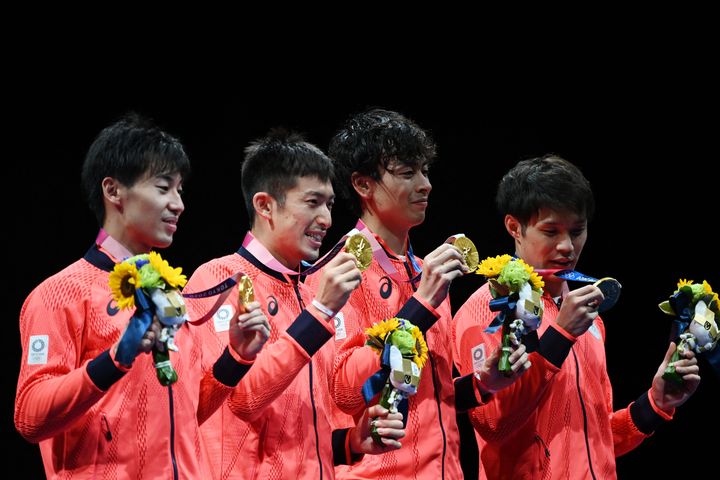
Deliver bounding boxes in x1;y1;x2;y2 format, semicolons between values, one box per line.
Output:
658;279;719;384
362;317;428;442
478;254;545;374
109;251;189;385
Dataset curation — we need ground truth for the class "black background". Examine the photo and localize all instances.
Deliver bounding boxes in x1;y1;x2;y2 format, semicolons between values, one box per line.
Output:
5;86;718;478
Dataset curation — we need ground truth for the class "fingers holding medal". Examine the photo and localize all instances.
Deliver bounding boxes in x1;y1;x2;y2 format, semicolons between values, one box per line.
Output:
450;235;479;274
593;277;621;313
345;233;372;272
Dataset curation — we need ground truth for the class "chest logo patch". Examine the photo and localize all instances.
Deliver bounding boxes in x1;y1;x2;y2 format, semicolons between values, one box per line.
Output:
106;299;120;316
471;343;486;374
379;276;392;299
213;304;234;332
27;335;49;365
267;296;279;316
334;311;347;340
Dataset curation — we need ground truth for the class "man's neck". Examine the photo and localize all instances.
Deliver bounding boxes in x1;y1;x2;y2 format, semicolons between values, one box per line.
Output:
360;213;409;255
100;224;145;258
249;227;300;270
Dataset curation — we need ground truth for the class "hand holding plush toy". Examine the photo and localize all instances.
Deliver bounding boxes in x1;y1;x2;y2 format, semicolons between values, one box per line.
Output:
109;251;188;385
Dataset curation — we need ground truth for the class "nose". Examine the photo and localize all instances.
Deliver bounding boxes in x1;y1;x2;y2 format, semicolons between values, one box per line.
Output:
169;190;185;215
416;172;432;194
317;204;332;229
556;233;574;254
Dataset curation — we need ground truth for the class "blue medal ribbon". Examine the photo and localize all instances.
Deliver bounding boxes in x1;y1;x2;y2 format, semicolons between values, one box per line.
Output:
360;344;409;427
551;269;599;283
115;288;154;365
484;294;518;334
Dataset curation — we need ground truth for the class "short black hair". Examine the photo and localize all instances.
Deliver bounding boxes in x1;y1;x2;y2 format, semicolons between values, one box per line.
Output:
81;112;190;225
496;154;595;228
328;108;436;216
241;128;333;224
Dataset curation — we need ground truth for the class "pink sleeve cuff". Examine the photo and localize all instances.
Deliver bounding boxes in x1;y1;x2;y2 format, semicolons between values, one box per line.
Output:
228;345;255;365
647;390;675;421
412;292;441;319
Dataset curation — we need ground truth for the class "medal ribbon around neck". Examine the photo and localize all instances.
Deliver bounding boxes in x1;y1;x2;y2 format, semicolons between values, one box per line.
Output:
183;230;372;324
96;229;134;263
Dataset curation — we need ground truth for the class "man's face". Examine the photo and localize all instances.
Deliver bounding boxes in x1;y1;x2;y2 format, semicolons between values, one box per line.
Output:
269;176;334;269
513;207;588;272
119;171;184;253
370;160;432;231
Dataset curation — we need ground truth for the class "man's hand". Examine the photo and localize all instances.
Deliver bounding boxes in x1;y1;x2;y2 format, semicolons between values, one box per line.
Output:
555;285;605;337
229;301;271;361
416;243;468;308
349;404;406;454
651;342;701;413
476;343;531;394
313;253;362;316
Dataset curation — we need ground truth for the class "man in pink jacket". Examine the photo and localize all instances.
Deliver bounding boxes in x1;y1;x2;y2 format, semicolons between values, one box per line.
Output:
308;109;530;479
15;113;270;478
184;128;406;479
453;154;701;479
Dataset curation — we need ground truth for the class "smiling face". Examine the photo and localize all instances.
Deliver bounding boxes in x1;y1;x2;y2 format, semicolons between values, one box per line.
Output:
264;175;335;269
365;160;432;231
507;207;588;294
107;171;185;254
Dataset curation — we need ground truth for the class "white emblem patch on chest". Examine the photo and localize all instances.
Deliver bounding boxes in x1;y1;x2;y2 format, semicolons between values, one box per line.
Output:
334;312;346;340
471;343;486;373
27;335;49;365
213;304;234;332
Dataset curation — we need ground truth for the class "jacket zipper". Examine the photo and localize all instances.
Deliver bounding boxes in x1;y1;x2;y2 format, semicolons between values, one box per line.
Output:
293;281;323;479
168;385;179;480
572;349;597;480
403;260;447;479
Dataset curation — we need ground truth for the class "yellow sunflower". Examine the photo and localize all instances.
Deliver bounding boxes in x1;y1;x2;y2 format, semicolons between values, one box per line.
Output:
529;271;545;291
514;258;544;292
477;254;513;277
149;251;187;288
410;326;429;369
109;262;141;309
365;318;400;352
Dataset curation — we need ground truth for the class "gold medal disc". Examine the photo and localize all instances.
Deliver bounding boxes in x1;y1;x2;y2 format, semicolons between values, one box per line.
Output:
238;275;255;310
594;277;621;313
345;234;372;272
453;236;479;273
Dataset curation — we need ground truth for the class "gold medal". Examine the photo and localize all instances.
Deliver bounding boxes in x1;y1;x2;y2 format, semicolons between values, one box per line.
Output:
594;277;621;312
345;234;372;272
238;275;255;311
452;236;479;273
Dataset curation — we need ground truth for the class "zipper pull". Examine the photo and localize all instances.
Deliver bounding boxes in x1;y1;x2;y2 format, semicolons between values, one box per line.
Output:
535;434;550;457
101;414;112;441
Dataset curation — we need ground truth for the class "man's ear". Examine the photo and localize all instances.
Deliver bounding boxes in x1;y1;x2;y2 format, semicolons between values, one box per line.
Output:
102;177;123;208
351;172;373;199
504;214;522;240
253;192;274;221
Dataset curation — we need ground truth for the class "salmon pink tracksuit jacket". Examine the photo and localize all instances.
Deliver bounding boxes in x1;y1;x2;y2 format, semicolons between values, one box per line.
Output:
306;229;486;480
453;284;674;480
184;245;359;480
15;245;252;479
